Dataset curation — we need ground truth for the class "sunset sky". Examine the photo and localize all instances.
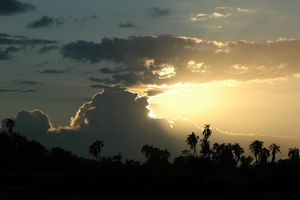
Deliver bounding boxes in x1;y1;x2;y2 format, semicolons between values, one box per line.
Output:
1;0;300;161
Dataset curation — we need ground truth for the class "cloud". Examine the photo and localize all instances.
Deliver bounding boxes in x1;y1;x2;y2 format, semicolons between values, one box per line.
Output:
35;69;67;74
149;7;172;17
118;21;136;28
20;89;38;93
38;45;58;53
61;34;300;86
25;15;65;29
0;33;58;59
2;88;192;160
1;87;298;160
0;0;36;15
15;80;42;85
0;46;20;60
144;90;165;96
0;89;19;92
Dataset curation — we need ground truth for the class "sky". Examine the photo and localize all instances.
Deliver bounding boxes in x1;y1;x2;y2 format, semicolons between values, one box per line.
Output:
1;0;300;161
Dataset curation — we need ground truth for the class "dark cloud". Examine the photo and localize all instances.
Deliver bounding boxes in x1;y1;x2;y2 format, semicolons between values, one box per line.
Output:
35;69;67;74
15;80;42;85
0;89;19;92
0;0;36;15
118;21;136;28
0;46;20;60
149;7;172;17
38;45;58;53
144;90;165;96
98;67;123;74
0;33;58;59
90;84;106;89
25;15;65;29
61;35;300;86
89;77;118;85
20;89;38;93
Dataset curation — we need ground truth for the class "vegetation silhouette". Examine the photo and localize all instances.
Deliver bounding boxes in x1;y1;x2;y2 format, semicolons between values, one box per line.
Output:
88;140;104;162
1;119;300;198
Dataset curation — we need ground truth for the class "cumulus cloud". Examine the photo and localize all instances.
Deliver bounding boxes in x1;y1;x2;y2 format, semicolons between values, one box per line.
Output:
1;87;298;160
0;0;36;15
1;88;197;159
61;34;300;87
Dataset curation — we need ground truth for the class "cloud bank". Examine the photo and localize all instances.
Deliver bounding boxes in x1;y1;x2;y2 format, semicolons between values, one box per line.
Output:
61;35;300;87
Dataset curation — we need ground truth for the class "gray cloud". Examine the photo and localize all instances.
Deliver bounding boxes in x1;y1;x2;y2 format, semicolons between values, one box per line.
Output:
149;7;172;17
0;0;36;15
0;89;19;92
0;33;58;60
15;80;42;85
0;46;20;60
144;90;165;96
61;35;300;86
20;89;38;93
118;21;136;28
38;45;58;53
25;15;64;29
35;69;67;74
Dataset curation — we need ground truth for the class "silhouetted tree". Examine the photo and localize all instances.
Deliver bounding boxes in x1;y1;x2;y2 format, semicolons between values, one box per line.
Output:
232;143;244;162
259;147;270;165
269;143;281;164
288;148;299;164
202;124;212;140
249;140;264;163
89;140;104;162
240;155;253;170
141;144;171;164
4;118;15;135
186;132;199;157
200;139;210;159
200;124;212;159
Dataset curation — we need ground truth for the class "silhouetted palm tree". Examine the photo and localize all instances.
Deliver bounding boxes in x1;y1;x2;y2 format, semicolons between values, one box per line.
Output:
249;140;264;163
240;155;253;169
259;147;270;164
200;139;210;159
202;124;212;140
186;132;199;157
288;148;299;163
89;140;104;162
5;118;15;135
269;143;281;163
232;143;244;162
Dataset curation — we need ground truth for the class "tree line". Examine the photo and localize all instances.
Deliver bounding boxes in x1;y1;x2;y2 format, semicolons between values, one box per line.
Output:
1;118;300;197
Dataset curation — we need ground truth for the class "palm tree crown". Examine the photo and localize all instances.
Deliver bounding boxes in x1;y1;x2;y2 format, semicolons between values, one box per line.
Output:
269;143;281;163
202;124;212;140
249;140;264;163
89;140;104;162
186;132;199;157
5;118;16;135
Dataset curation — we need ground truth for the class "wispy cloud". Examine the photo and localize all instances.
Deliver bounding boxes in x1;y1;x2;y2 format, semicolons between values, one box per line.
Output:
149;7;172;17
118;21;136;28
35;69;67;74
